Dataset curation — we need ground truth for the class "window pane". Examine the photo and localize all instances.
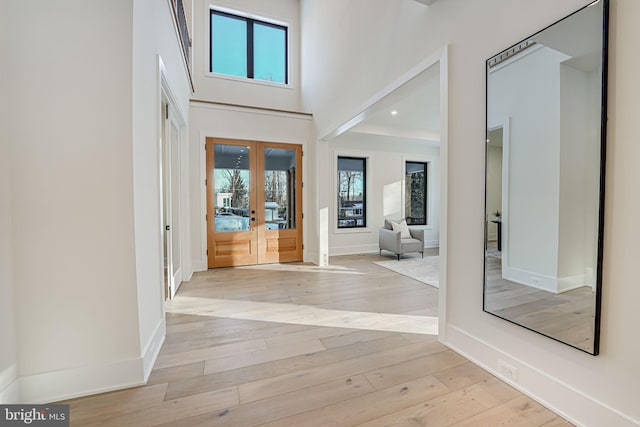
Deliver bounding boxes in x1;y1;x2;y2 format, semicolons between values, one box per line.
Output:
211;13;247;78
337;157;366;228
405;161;427;225
213;144;251;232
253;23;287;84
264;148;296;229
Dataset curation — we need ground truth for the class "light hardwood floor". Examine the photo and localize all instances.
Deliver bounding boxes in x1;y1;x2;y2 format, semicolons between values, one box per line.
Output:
484;253;595;353
62;252;573;426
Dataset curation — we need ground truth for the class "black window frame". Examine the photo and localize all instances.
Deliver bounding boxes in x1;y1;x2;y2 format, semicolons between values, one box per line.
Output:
210;9;289;84
337;156;367;229
405;161;428;226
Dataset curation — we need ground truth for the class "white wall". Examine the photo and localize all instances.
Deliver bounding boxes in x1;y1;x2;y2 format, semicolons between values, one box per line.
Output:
301;0;640;425
189;103;313;270
133;0;193;379
191;0;302;112
489;46;565;285
557;64;599;288
305;121;321;264
0;0;18;403
6;1;142;402
486;144;502;241
326;138;440;255
1;0;193;403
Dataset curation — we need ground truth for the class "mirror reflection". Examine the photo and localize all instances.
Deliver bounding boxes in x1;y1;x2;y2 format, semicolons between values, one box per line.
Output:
484;0;607;355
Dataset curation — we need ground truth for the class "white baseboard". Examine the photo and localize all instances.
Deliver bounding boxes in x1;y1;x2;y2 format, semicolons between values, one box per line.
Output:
18;357;146;404
3;322;166;404
444;325;639;427
331;242;439;256
504;266;593;294
557;274;592;293
141;319;166;382
0;363;17;392
197;253;323;267
182;268;193;283
174;280;184;296
503;266;558;293
425;240;439;248
304;250;319;265
191;258;207;273
330;244;379;256
0;364;20;403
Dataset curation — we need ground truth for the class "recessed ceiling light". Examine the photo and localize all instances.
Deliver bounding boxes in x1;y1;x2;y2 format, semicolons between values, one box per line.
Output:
391;110;398;116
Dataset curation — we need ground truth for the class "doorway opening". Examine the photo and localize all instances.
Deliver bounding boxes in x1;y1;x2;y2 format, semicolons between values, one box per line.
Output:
318;47;449;338
206;138;303;268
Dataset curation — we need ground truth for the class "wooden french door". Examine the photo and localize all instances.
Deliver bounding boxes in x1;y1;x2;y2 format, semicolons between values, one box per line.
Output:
206;138;303;268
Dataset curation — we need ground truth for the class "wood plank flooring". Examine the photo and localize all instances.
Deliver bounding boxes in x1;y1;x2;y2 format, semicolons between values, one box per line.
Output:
484;253;595;353
62;252;572;426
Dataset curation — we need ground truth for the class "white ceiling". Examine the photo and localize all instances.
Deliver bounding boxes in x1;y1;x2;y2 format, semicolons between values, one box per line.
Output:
533;0;603;72
332;63;441;148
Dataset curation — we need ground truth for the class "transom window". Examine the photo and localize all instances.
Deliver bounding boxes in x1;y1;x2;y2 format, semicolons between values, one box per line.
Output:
210;9;288;84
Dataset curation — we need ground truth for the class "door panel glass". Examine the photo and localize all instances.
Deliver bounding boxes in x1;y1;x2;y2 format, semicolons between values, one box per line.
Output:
264;147;296;230
214;144;251;232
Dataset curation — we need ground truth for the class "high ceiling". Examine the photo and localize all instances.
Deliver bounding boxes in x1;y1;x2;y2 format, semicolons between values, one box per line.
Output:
331;63;441;148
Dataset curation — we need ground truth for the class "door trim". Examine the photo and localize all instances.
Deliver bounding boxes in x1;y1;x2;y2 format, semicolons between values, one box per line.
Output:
159;55;188;299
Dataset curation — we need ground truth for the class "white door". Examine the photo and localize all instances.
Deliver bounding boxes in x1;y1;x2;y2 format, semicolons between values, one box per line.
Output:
162;102;182;299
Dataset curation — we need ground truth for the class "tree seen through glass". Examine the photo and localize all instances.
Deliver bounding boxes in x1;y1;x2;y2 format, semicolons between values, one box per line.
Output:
405;161;427;225
337;157;366;228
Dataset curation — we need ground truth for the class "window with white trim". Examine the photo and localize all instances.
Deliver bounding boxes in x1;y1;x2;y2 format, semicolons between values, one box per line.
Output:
337;157;367;228
405;161;428;225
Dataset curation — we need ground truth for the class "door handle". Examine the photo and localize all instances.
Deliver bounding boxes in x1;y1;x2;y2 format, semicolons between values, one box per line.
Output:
165;225;171;231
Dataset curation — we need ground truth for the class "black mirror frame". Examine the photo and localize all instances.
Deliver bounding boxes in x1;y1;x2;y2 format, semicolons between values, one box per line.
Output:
482;0;609;356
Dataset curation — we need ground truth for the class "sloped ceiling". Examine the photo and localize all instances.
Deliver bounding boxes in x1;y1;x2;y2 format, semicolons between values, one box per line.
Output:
332;63;441;148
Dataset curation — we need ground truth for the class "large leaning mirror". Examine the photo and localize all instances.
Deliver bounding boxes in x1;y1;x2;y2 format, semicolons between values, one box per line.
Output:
484;0;609;355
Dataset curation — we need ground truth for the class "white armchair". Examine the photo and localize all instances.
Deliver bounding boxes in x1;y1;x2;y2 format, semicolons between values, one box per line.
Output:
379;219;425;260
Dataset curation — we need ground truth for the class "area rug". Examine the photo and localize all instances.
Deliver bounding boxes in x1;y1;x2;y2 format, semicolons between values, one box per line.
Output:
374;256;440;288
